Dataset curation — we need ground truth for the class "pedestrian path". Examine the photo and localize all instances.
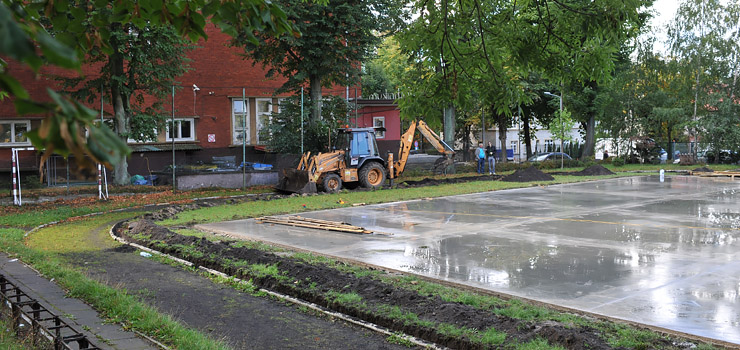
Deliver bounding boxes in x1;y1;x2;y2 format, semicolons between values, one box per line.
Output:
0;253;157;350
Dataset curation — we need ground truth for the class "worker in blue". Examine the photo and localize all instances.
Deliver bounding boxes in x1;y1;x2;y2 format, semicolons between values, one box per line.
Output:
476;143;486;174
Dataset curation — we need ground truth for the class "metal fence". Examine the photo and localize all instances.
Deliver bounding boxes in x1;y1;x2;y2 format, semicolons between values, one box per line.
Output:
0;274;100;349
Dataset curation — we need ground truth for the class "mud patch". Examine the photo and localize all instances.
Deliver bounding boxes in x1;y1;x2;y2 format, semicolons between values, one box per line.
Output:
501;167;555;182
570;165;615;176
115;219;632;350
692;167;714;172
398;174;498;188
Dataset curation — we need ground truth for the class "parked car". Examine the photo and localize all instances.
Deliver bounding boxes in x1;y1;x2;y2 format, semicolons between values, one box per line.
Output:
527;152;572;162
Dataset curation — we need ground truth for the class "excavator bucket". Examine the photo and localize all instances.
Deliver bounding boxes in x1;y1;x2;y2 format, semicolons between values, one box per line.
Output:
276;169;317;194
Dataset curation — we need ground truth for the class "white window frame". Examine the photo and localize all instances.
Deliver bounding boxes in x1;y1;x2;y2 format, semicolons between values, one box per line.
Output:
510;140;517;154
0;120;31;145
544;139;554;152
255;98;273;145
165;118;195;142
232;98;250;145
373;116;386;139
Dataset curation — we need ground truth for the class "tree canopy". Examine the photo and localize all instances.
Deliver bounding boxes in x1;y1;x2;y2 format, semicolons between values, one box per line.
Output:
235;0;408;122
0;0;295;173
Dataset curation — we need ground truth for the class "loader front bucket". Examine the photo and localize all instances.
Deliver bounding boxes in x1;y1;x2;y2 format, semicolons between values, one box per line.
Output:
275;169;317;194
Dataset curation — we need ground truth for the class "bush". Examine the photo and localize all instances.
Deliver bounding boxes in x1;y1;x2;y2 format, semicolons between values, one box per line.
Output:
22;175;44;189
611;157;625;166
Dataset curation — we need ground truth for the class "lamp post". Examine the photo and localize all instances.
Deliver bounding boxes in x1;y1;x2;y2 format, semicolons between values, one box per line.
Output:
544;91;564;169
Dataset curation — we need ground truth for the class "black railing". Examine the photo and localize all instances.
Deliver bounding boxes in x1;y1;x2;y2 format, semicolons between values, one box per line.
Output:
0;274;100;350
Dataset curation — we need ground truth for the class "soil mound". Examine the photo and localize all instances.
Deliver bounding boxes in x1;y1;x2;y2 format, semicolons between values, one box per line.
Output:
692;167;714;172
571;164;615;176
501;166;554;182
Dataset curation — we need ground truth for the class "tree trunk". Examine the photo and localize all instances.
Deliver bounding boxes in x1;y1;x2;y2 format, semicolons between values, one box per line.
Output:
110;31;130;185
582;114;596;159
523;114;532;159
495;111;507;163
309;74;322;123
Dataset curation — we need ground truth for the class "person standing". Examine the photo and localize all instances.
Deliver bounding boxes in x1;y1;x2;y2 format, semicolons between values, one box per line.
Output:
603;150;609;160
476;143;486;174
486;141;496;174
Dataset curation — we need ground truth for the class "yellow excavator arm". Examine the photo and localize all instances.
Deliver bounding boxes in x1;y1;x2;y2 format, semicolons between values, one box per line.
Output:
391;120;455;179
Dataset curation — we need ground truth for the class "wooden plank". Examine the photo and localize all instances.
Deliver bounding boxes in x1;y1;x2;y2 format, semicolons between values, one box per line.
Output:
256;216;372;234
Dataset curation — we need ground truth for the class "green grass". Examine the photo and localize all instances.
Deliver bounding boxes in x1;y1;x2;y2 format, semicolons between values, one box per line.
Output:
0;226;230;350
515;338;566;350
0;315;40;349
325;291;366;307
159;174;633;226
385;332;415;347
601;324;665;349
26;212;142;253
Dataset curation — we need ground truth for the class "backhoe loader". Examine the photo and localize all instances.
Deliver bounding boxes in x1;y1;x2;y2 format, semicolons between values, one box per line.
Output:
276;120;454;193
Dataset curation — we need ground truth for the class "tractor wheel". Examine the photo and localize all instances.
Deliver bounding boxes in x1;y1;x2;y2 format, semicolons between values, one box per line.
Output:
359;162;386;189
321;173;342;193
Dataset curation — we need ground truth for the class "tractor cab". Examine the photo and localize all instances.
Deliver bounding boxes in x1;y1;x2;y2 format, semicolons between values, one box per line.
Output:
335;127;385;169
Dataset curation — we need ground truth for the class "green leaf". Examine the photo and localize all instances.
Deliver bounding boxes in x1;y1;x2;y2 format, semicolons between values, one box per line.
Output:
0;3;36;66
14;99;50;115
36;31;79;69
0;74;30;99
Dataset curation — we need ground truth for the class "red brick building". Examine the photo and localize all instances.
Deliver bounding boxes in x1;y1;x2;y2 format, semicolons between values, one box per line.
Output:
0;24;402;182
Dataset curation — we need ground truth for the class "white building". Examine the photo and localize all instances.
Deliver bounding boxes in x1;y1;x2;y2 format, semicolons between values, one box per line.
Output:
481;122;583;162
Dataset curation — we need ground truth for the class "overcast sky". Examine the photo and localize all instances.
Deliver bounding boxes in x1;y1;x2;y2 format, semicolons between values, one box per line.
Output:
646;0;680;54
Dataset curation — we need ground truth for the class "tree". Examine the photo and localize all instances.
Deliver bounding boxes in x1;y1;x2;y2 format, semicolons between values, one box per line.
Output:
54;22;193;184
548;108;576;168
263;96;349;154
0;0;295;175
236;0;406;123
362;36;407;97
668;0;733;157
396;0;651;156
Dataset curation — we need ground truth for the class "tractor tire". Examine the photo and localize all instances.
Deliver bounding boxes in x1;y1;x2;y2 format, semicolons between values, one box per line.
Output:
359;162;386;189
321;173;342;193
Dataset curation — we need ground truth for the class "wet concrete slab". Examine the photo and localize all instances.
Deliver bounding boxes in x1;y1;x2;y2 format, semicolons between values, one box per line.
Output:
198;175;740;344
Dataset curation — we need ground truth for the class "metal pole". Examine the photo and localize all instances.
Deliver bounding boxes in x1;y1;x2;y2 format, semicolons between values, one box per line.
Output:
242;88;246;189
354;87;358;127
172;85;176;191
100;84;104;199
559;94;564;169
301;87;304;154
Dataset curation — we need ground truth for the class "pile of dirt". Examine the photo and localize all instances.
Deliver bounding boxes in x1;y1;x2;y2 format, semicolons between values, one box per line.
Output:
398;174;497;188
692;167;714;172
570;164;615;176
501;166;554;182
115;219;621;350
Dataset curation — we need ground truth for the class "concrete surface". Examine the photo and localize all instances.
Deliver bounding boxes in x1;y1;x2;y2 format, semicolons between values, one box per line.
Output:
0;253;156;350
199;175;740;345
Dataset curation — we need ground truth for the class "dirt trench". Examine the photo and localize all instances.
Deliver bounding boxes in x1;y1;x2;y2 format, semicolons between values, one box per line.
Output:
115;217;671;350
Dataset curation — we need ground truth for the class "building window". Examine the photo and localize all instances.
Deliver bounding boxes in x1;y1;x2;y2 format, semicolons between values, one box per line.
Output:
166;118;195;141
232;99;250;144
373;116;385;139
256;98;272;144
544;139;554;152
510;141;517;154
0;121;30;145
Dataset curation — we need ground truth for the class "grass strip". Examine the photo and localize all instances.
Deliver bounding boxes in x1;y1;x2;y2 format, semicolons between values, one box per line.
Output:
160;173;630;226
0;225;230;350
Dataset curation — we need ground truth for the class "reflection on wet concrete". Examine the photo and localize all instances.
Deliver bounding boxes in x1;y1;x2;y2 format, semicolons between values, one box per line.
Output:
198;176;740;344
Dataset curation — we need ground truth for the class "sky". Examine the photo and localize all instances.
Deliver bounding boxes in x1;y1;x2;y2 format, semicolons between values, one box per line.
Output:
646;0;680;54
